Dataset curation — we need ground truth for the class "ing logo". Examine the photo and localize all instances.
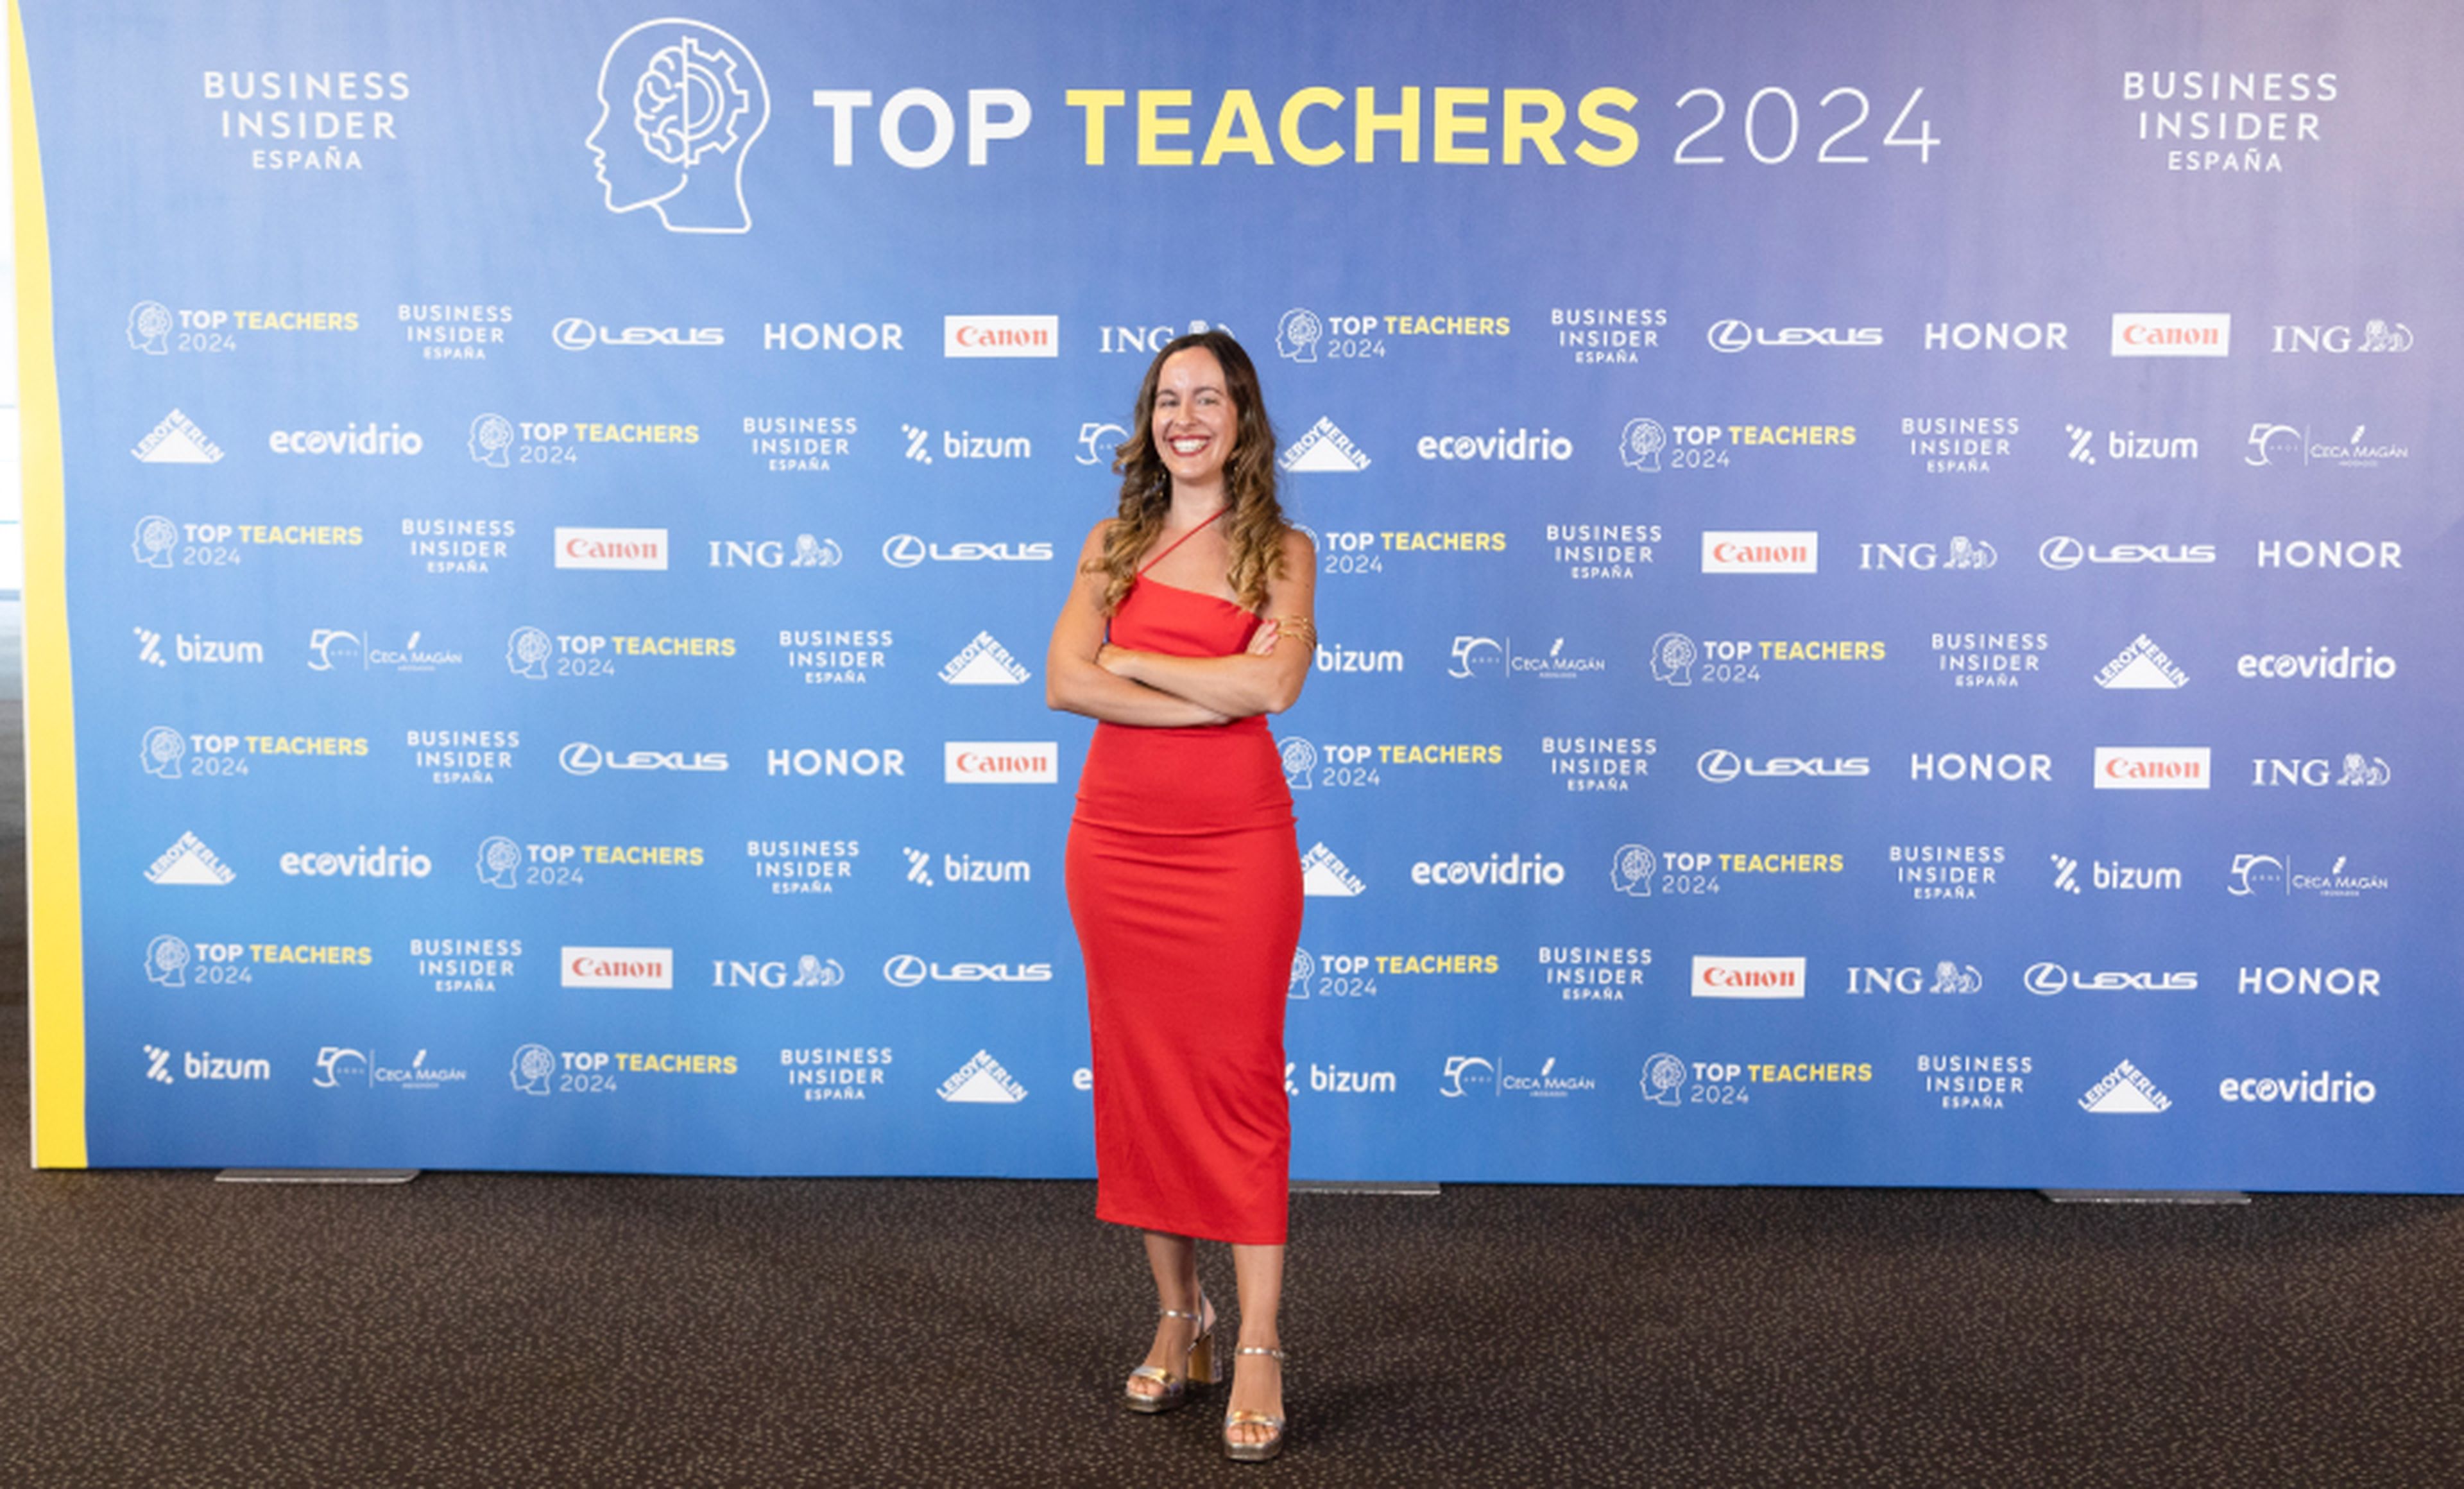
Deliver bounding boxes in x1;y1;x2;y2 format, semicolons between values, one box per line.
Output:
588;20;771;234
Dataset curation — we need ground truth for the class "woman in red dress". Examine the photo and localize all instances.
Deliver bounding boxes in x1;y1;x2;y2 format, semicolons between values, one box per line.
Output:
1047;330;1315;1463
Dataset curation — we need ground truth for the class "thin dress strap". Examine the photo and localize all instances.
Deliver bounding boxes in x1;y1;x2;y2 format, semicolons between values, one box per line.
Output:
1135;507;1228;577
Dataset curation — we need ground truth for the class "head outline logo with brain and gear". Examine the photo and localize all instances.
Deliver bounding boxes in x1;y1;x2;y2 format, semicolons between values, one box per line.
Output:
469;413;515;467
506;626;552;680
1620;417;1665;472
587;19;771;234
1276;308;1322;362
128;300;172;354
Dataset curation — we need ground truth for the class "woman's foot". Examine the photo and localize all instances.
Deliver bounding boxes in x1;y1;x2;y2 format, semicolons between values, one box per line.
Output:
1124;1298;1214;1410
1223;1341;1285;1458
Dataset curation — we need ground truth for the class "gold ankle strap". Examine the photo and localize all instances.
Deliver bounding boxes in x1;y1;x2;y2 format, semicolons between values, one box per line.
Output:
1235;1345;1285;1361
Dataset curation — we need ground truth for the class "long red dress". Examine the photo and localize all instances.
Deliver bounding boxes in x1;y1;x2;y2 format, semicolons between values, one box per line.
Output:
1066;554;1303;1246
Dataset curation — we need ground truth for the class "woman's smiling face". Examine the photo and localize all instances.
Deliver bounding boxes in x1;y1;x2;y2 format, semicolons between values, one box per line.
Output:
1150;347;1237;490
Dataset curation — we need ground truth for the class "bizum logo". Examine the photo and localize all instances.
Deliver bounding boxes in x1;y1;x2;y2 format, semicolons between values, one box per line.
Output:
2051;854;2081;894
2065;423;2096;464
903;848;933;886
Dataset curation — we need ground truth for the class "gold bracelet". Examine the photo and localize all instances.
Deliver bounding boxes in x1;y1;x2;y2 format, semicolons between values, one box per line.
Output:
1272;616;1317;649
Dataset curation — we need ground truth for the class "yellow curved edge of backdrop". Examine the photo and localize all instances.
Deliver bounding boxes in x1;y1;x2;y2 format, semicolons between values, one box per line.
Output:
15;0;86;1168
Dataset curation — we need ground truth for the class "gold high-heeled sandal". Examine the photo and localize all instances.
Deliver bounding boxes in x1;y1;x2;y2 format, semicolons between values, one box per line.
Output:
1222;1344;1287;1463
1123;1298;1218;1414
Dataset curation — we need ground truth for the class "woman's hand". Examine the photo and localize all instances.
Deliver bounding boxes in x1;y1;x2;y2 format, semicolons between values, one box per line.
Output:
1048;521;1250;728
1053;528;1319;721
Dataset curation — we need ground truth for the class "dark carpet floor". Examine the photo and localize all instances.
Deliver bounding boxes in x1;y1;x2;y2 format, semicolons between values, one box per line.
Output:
0;1010;2458;1486
2;683;2460;1485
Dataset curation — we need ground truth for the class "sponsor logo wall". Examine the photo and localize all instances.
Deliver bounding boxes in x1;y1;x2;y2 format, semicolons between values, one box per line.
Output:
22;0;2462;1191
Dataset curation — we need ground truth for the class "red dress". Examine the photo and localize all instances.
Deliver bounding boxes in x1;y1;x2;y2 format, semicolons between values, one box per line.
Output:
1066;557;1303;1245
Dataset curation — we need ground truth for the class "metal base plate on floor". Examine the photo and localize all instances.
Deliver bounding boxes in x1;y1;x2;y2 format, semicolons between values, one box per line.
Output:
1291;1180;1439;1196
2041;1189;2249;1205
215;1169;421;1185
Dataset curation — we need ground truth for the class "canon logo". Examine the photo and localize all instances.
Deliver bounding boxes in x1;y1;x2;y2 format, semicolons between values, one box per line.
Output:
561;945;674;989
943;314;1058;357
945;741;1058;784
2093;746;2211;790
1690;954;1806;999
556;526;669;571
2110;313;2229;357
1701;530;1818;574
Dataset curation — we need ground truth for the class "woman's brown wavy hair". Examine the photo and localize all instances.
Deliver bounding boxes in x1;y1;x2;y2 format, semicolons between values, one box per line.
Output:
1091;329;1288;615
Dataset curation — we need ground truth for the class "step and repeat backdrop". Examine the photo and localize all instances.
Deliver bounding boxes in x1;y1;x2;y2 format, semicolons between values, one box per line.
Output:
20;0;2462;1186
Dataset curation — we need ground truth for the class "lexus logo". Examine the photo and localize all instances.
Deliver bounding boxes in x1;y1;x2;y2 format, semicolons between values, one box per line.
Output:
2039;536;2085;571
1703;320;1881;352
2024;962;2067;996
883;954;926;988
551;318;597;351
559;742;604;775
882;534;927;569
1693;749;1867;781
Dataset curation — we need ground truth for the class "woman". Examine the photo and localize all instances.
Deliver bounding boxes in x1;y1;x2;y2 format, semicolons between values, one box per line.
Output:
1047;329;1316;1463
